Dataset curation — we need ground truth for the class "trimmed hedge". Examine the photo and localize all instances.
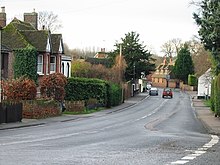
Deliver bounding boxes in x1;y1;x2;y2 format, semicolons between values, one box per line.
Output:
214;75;220;116
65;77;122;107
65;77;108;106
210;79;215;112
188;74;197;86
108;83;122;107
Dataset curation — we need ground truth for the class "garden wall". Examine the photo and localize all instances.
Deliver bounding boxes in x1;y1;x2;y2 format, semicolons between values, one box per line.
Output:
22;100;61;119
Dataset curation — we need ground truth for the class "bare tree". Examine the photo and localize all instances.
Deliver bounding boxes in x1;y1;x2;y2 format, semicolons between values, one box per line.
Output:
38;11;62;32
161;38;183;57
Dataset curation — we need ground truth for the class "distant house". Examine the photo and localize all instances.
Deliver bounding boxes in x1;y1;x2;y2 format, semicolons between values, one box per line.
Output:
197;68;212;99
94;48;108;59
151;56;182;88
0;7;64;81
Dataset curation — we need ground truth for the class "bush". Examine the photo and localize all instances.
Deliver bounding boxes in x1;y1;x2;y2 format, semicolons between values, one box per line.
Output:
40;73;67;101
2;77;37;101
65;77;107;105
214;74;220;116
210;79;215;112
188;74;197;86
65;77;122;108
107;83;122;107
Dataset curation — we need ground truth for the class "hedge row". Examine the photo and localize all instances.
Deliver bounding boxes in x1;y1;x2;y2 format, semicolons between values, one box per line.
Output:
210;74;220;117
65;77;122;107
188;74;197;86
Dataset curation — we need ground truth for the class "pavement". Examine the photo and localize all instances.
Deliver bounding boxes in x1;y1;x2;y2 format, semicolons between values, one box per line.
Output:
0;91;220;136
187;91;220;135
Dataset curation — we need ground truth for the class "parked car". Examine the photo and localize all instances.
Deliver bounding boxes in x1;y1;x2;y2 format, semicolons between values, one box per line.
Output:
149;87;158;96
162;88;173;98
146;83;152;90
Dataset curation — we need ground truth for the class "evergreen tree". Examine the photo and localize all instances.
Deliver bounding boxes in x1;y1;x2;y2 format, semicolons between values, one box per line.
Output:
110;31;155;81
193;0;220;75
173;44;194;83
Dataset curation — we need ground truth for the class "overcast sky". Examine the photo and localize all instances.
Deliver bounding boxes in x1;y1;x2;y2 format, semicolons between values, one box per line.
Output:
1;0;199;56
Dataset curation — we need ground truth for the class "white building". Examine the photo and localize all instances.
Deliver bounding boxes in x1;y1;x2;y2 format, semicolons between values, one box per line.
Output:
61;55;72;77
197;68;212;99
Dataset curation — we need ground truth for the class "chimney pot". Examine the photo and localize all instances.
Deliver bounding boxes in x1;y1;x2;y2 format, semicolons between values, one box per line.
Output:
1;6;5;13
0;6;6;27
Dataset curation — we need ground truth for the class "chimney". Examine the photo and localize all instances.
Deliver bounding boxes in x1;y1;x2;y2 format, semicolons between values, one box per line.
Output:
101;48;105;52
163;55;167;65
0;6;6;27
169;56;173;65
24;9;38;30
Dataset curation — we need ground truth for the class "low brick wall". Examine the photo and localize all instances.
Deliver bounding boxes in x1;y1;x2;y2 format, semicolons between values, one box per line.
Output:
65;100;85;113
22;100;61;119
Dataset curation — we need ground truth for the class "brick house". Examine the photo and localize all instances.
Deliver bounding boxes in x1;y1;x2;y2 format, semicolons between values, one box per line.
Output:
0;7;64;81
151;56;182;88
94;48;108;59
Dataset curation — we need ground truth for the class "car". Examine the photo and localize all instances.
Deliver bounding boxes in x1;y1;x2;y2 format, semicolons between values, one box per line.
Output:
149;87;158;96
162;88;173;98
146;83;152;90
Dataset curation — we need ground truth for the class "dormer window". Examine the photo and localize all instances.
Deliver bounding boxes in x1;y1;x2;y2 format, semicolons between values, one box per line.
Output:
59;40;63;53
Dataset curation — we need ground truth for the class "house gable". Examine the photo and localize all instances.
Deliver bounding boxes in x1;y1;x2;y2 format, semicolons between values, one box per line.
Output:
51;34;64;54
46;36;51;53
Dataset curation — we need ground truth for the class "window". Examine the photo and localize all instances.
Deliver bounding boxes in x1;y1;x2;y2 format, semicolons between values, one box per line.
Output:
62;62;64;74
67;63;70;78
37;55;43;74
50;56;56;73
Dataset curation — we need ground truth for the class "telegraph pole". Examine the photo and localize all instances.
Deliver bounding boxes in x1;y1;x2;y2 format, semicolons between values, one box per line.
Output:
119;44;124;103
0;26;2;102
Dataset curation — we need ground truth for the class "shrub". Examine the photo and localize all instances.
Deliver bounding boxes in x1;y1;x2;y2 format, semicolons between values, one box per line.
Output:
214;74;220;116
188;74;197;86
2;77;37;101
65;77;122;108
40;73;67;101
107;83;122;107
65;77;107;105
210;79;215;112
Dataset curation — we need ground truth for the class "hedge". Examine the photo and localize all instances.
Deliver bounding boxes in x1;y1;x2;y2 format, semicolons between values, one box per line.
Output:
188;74;197;86
214;74;220;116
65;77;122;107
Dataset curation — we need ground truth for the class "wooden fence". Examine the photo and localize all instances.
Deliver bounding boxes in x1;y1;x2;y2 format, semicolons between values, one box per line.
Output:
0;103;22;124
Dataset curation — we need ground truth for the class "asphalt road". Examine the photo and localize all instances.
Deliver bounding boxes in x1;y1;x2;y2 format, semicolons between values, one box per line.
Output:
0;89;219;165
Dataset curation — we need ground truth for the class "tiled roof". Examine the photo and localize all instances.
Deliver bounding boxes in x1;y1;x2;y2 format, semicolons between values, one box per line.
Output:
10;18;36;31
2;18;63;53
2;23;29;50
19;30;48;52
1;44;10;52
51;34;63;54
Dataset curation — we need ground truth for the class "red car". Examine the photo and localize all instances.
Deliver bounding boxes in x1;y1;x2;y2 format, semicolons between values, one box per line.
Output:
162;88;173;98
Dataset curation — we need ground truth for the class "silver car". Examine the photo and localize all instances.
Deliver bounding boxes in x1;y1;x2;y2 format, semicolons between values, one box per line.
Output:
149;87;158;96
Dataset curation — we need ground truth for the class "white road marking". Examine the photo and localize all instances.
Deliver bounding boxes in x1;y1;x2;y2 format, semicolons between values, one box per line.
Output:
170;135;219;164
136;99;168;121
171;160;189;164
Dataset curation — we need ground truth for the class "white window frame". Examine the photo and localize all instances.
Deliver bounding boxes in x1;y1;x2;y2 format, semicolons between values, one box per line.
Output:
50;55;56;73
37;55;43;75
